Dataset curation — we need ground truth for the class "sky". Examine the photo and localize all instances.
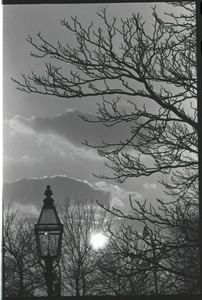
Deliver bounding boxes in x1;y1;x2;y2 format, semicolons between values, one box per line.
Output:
3;2;177;210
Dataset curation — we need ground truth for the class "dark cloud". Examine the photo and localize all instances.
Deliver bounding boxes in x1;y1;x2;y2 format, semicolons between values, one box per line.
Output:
20;109;133;148
3;176;111;209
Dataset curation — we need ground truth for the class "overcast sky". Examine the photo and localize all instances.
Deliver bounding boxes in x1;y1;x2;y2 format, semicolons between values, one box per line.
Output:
3;2;177;209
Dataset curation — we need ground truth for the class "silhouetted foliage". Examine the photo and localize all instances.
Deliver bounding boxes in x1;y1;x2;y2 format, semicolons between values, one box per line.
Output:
59;198;111;296
3;205;46;297
12;2;199;295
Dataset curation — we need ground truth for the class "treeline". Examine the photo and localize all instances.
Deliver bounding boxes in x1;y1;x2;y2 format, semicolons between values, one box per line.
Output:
3;195;200;297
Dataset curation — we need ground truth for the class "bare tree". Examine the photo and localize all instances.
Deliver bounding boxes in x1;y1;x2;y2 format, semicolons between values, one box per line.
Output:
59;197;112;296
12;1;199;295
3;205;47;297
12;2;197;203
96;223;154;295
3;200;113;297
99;193;200;294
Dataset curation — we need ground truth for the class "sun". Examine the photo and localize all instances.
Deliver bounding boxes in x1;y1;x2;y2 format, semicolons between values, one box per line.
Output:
90;232;109;250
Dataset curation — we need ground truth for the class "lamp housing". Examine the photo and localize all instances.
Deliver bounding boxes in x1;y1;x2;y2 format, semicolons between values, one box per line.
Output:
35;185;63;261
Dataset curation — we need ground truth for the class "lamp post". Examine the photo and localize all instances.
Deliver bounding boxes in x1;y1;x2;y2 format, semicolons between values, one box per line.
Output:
143;226;158;294
35;185;63;297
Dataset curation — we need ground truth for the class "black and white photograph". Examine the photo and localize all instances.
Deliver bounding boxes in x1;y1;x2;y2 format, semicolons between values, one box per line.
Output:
3;0;200;297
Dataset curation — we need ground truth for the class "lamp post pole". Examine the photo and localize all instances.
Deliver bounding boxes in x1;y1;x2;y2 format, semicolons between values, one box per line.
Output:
45;256;54;297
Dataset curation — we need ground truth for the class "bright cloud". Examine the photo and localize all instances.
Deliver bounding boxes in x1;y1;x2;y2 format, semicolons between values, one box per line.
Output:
9;110;132;148
3;109;135;184
37;132;100;161
143;182;157;190
4;112;157;206
4;114;102;161
3;114;105;182
7;115;35;136
84;180;142;208
4;154;40;165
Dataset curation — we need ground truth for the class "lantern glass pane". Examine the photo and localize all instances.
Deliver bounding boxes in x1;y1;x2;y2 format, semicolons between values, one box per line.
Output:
38;231;60;257
38;208;59;224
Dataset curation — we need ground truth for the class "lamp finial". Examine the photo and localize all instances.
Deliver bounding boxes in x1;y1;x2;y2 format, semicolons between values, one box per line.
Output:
44;185;54;207
44;185;53;198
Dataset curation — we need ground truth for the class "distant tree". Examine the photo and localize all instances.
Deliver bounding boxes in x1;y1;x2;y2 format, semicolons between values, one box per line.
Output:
97;223;153;295
161;202;199;293
100;193;200;294
3;205;46;297
12;1;199;295
59;197;112;296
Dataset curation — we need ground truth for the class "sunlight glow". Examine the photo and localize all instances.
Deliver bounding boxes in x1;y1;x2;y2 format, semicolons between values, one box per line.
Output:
90;232;109;250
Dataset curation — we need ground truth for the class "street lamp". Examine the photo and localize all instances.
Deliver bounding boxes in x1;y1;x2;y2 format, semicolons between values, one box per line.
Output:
143;226;158;294
35;185;63;297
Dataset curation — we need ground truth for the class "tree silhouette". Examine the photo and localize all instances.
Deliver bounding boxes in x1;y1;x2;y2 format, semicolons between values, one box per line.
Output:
59;197;112;296
12;2;199;294
3;205;47;297
99;193;200;294
12;2;197;200
97;223;154;295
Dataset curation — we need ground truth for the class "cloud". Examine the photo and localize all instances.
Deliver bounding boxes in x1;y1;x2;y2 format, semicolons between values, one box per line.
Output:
4;113;101;161
3;110;161;212
4;154;40;165
3;109;137;183
143;182;157;190
7;115;35;135
3;113;107;182
3;111;159;205
21;109;132;147
84;180;142;208
37;132;100;161
4;109;133;158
